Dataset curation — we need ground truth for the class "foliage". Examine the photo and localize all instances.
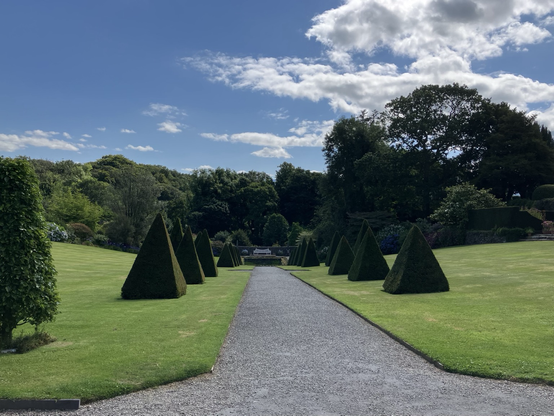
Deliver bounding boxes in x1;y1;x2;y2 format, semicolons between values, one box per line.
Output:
376;224;411;255
533;198;554;211
532;184;554;200
423;225;466;249
494;227;525;242
464;230;505;245
7;330;55;354
383;226;449;294
67;223;94;241
328;236;354;275
262;213;289;246
324;231;341;267
121;213;186;299
169;218;184;252
195;229;218;277
46;187;103;231
228;229;251;246
214;230;230;243
216;243;235;268
352;219;369;255
0;157;59;347
175;226;205;285
430;183;505;227
300;238;320;267
287;222;303;246
46;223;68;242
542;221;554;234
348;227;389;281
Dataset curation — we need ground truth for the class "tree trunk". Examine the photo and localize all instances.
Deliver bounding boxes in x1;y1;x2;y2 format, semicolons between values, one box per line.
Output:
0;323;15;348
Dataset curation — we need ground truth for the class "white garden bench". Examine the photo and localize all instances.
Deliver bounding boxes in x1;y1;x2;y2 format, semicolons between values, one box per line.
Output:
253;248;272;255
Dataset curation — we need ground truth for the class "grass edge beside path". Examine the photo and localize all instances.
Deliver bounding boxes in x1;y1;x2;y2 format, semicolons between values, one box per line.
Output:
0;243;251;403
282;242;554;386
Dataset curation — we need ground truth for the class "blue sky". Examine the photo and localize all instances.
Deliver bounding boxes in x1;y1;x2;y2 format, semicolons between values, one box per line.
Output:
1;0;554;176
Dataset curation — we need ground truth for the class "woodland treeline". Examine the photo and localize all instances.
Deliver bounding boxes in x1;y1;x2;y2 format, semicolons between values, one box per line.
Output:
28;84;554;248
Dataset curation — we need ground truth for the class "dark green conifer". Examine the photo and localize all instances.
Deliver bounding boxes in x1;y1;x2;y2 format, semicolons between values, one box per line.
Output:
353;220;369;256
196;229;218;277
348;227;389;281
231;244;239;266
175;226;205;285
301;238;320;267
297;238;308;266
169;218;184;252
194;229;203;249
288;247;297;266
328;236;354;275
383;226;449;294
217;243;235;268
122;213;186;299
325;231;341;266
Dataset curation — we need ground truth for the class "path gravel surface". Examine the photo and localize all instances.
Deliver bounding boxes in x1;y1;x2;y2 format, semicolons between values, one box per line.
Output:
5;267;554;415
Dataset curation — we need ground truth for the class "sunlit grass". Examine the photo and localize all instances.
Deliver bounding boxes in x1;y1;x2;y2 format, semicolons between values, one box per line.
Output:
284;242;554;384
0;243;250;402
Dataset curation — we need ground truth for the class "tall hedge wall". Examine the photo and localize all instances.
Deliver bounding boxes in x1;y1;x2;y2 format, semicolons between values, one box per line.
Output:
467;207;542;231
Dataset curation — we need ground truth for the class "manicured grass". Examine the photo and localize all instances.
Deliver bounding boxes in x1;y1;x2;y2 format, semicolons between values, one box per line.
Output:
0;243;250;402
284;242;554;384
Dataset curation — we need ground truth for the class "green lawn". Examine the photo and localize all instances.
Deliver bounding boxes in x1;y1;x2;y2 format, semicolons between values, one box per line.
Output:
285;241;554;384
0;243;250;402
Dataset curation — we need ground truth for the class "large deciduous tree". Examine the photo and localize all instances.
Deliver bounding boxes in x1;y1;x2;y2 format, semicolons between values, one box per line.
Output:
0;157;59;347
262;213;289;246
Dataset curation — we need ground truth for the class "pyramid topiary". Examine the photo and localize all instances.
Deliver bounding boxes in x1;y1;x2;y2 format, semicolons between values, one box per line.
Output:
169;218;184;252
301;238;320;267
325;231;341;267
196;229;218;277
383;226;449;294
352;220;369;256
194;229;203;249
122;213;186;299
348;227;389;281
175;226;205;285
296;238;308;266
217;243;235;268
328;236;354;275
288;247;297;266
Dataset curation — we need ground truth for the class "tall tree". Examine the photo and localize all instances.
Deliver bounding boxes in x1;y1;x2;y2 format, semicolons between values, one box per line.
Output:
263;213;289;246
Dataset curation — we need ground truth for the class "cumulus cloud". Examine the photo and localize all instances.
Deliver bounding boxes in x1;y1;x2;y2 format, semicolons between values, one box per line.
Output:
265;108;289;120
121;129;136;133
184;1;554;120
143;103;186;117
63;132;72;139
251;147;292;158
97;127;106;131
200;132;229;141
0;130;79;152
158;120;184;133
82;134;92;138
79;138;87;142
182;165;214;171
77;144;107;149
126;144;155;152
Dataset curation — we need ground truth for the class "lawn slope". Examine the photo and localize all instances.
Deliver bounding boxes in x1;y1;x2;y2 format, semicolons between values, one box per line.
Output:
0;243;250;402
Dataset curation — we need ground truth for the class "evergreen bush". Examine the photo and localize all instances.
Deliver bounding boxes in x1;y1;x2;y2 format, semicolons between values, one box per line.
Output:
532;184;554;200
348;227;389;281
301;238;320;267
195;229;218;277
68;222;94;241
325;231;340;267
288;247;297;266
296;238;308;267
383;226;449;294
352;219;369;255
217;243;235;268
328;236;354;275
175;226;205;285
121;213;186;299
170;219;184;252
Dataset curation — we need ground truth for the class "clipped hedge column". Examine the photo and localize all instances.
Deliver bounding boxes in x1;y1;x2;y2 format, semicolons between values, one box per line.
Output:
348;227;389;281
352;219;369;256
196;229;218;277
383;226;449;294
122;213;186;299
175;226;205;285
328;236;354;275
217;243;235;268
301;238;320;267
170;218;184;252
325;231;341;267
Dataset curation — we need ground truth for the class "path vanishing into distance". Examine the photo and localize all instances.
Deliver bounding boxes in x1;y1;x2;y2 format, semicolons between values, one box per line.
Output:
8;267;554;416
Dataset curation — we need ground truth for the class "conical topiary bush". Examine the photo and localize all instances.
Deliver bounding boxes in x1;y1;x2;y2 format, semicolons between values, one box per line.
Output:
383;226;449;294
122;213;186;299
217;242;235;268
328;236;354;275
301;238;320;267
175;226;205;285
325;231;341;267
169;218;184;252
348;227;389;281
296;238;308;266
196;229;218;277
352;219;369;256
291;244;300;266
232;245;241;266
288;247;297;266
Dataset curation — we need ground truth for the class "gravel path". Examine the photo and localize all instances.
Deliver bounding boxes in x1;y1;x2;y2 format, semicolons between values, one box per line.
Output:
6;267;554;415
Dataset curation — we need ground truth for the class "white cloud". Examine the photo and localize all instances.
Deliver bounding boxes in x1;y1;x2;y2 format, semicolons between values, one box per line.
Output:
79;138;87;142
181;168;194;172
143;103;186;117
251;147;292;158
0;130;79;152
200;132;229;141
126;144;155;152
97;127;106;131
184;1;554;115
121;129;136;134
532;104;554;130
265;108;289;120
63;132;72;139
82;134;92;138
198;165;214;170
77;143;107;149
158;120;184;133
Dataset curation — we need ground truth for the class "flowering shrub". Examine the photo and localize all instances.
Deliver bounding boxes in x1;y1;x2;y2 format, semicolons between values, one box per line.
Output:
379;234;400;254
542;221;554;234
46;223;68;242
